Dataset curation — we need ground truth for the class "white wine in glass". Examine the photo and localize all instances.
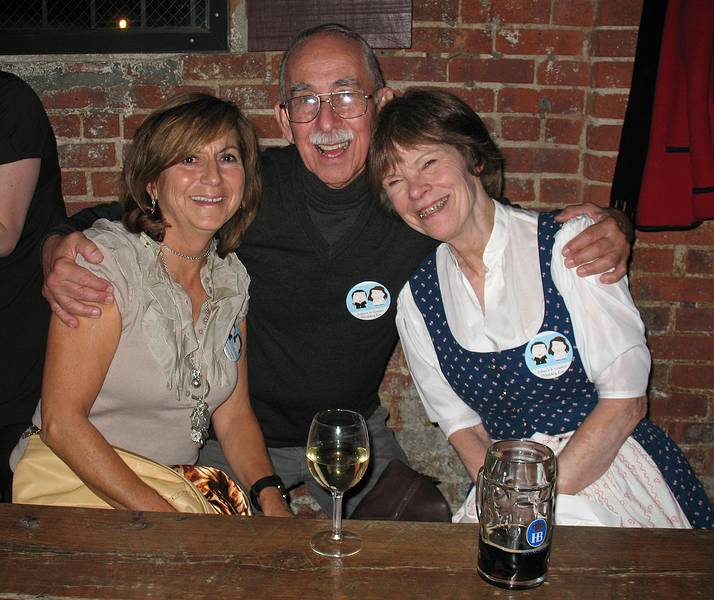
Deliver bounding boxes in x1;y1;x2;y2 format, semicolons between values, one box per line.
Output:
306;409;370;557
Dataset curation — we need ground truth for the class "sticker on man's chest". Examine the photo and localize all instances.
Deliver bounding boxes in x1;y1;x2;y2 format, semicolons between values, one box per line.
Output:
524;330;574;379
345;281;391;320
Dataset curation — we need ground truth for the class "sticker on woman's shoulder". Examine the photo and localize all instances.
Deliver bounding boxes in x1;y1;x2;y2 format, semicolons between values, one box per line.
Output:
524;331;573;379
346;281;391;320
224;320;242;361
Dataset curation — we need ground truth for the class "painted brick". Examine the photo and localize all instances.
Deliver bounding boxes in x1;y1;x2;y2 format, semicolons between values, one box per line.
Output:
448;58;534;84
503;147;580;174
501;116;540;141
596;0;643;26
685;249;714;275
650;393;709;419
676;307;714;333
583;153;616;182
638;305;672;334
491;0;551;24
413;0;459;22
583;183;611;205
586;123;622;151
545;118;582;145
592;60;634;89
58;142;116;169
91;171;122;198
537;60;591;87
220;84;278;110
380;56;448;82
591;29;638;57
413;27;492;54
632;276;714;303
496;29;584;56
84;112;120;139
182;54;265;80
504;178;535;204
553;0;596;26
541;178;581;205
49;114;81;139
61;171;87;196
648;335;714;361
589;91;629;119
129;85;216;109
631;247;675;273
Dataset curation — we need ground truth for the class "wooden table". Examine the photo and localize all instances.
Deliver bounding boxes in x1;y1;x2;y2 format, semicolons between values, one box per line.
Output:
1;504;712;599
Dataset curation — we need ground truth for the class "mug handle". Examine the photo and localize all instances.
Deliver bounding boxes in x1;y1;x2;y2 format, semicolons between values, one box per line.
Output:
475;467;484;521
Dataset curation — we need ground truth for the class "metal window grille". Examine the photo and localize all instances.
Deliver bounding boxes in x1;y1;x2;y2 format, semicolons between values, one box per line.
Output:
0;0;228;54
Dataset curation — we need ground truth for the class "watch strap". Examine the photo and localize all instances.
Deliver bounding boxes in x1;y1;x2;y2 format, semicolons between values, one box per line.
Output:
249;475;288;511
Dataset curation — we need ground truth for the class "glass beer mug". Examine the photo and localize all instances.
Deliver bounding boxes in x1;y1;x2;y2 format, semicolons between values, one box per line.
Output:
476;440;557;589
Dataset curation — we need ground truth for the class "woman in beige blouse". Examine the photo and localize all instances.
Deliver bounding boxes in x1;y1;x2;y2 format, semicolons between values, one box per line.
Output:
12;94;291;516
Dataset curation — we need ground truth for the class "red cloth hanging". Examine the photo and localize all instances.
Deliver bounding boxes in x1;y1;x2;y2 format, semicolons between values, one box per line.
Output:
637;0;714;228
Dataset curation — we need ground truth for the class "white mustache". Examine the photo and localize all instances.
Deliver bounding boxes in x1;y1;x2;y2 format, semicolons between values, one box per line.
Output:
309;130;353;145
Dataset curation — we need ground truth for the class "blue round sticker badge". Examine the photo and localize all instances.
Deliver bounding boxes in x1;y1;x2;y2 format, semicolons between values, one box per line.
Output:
224;320;242;361
524;330;574;379
345;281;391;321
526;518;548;548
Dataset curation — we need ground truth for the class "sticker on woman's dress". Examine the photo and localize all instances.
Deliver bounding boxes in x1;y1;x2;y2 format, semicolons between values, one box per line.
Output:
224;320;242;361
345;281;390;320
524;330;573;379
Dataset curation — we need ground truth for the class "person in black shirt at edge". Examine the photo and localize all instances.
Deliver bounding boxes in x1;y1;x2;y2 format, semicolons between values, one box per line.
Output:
39;24;632;516
0;71;66;501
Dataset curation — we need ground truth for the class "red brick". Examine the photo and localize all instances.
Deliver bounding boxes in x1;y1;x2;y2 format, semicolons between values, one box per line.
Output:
630;247;675;273
251;115;284;140
553;0;595;26
537;60;591;87
491;0;551;24
592;61;634;89
220;84;279;110
648;361;669;390
49;114;81;139
583;153;616;182
676;307;714;333
596;0;643;26
496;29;584;56
545;118;583;145
129;85;216;109
413;0;459;22
638;305;672;333
591;29;638;57
685;249;714;275
636;222;714;246
84;112;120;139
449;58;534;84
541;178;581;205
504;178;535;204
42;87;110;110
380;56;448;82
664;421;714;444
182;54;265;80
583;183;611;205
589;91;629;119
413;27;492;55
123;113;148;140
58;142;116;169
91;171;122;197
501;116;540;141
503;147;579;174
648;335;714;361
683;447;714;475
498;88;539;113
61;171;87;196
498;88;584;114
650;393;709;419
447;88;495;113
587;124;622;151
632;276;714;303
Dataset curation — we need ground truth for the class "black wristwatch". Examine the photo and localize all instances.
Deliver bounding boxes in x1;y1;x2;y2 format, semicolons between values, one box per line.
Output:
249;475;289;511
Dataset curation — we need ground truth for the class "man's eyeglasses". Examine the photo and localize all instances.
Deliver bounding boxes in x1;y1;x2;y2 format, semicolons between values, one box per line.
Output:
281;91;374;123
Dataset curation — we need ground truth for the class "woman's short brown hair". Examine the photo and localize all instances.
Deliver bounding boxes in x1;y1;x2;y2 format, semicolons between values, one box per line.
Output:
122;93;260;257
368;89;504;210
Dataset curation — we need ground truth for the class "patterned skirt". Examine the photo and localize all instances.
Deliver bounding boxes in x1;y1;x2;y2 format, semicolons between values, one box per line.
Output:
173;465;251;516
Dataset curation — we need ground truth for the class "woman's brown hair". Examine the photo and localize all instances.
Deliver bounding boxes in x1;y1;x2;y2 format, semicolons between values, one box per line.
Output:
122;93;260;257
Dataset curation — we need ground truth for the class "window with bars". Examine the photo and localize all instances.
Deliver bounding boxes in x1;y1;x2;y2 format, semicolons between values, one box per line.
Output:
0;0;229;54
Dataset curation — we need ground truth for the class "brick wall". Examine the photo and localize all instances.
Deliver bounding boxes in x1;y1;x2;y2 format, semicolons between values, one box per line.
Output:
2;0;711;509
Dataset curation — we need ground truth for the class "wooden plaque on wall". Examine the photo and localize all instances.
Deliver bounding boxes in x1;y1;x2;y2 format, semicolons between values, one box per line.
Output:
247;0;411;51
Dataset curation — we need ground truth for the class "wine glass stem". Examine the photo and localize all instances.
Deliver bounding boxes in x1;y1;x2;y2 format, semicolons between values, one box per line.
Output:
331;492;344;541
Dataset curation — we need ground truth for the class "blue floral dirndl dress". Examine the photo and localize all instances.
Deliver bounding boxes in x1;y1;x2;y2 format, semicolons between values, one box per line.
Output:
409;212;712;528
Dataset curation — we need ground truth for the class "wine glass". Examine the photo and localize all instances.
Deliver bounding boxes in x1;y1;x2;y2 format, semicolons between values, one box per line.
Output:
306;409;370;557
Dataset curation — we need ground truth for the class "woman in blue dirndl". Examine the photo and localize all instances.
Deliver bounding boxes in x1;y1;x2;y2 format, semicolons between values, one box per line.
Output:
368;90;712;528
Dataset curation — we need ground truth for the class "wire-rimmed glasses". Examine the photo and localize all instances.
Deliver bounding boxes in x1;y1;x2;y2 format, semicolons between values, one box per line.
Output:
281;91;374;123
